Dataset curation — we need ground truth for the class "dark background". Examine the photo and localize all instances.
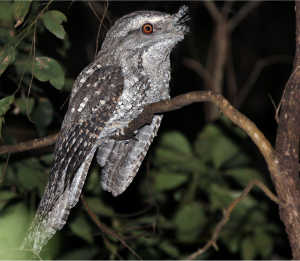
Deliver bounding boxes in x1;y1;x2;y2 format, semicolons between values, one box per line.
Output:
0;1;297;260
7;1;294;149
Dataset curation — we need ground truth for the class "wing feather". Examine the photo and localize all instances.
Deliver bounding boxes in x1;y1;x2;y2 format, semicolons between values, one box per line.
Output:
20;65;124;254
98;115;163;196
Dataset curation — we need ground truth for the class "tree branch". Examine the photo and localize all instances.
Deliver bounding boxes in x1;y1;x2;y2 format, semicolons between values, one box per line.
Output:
80;193;142;260
0;133;59;154
185;179;278;260
233;55;293;109
181;56;216;90
203;1;221;23
272;2;300;259
1;91;282;229
229;1;261;31
0;91;277;171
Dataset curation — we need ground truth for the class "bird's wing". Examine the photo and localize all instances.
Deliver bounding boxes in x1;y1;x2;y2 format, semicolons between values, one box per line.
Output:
20;65;124;254
97;114;163;196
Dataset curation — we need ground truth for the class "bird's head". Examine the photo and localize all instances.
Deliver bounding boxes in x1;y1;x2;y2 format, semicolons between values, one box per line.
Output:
99;6;189;63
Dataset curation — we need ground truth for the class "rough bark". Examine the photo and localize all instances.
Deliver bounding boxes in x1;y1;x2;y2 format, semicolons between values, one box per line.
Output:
274;2;300;259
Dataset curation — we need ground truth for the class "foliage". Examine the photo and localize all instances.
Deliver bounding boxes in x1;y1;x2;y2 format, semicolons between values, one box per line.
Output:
0;1;291;260
0;117;282;260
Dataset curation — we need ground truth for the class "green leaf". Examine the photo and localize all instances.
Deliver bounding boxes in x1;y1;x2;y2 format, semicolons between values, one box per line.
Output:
159;240;180;258
2;132;17;145
211;136;240;169
224;168;268;190
32;98;53;137
159;131;192;154
0;2;14;28
14;97;35;116
0;46;15;76
153;171;189;191
17;163;46;196
174;202;206;241
0;95;14;138
195;123;241;168
223;152;250;168
221;234;241;254
241;235;257;260
137;236;160;247
0;202;31;260
40;153;54;165
194;124;223;161
85;168;101;193
13;0;31;28
253;231;273;259
248;209;267;225
0;163;14;185
43;10;67;39
32;57;65;89
85;197;114;217
58;246;99;260
209;184;258;217
69;213;94;244
154;148;191;171
0;201;60;260
0;95;14;116
209;184;232;211
0;191;18;211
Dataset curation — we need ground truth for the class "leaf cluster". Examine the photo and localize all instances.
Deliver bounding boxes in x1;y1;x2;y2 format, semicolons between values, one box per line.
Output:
0;116;282;259
0;1;285;260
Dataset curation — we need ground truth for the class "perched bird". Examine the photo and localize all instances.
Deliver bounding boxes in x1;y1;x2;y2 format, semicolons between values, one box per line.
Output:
20;6;189;254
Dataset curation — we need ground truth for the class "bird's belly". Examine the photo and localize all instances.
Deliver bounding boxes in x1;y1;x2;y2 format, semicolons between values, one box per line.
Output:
98;85;169;140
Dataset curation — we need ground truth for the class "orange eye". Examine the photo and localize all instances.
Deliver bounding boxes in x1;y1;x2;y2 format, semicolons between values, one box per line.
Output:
142;23;153;34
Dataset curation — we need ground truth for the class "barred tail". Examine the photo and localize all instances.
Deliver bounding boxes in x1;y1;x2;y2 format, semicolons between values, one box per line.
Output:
97;115;163;196
19;147;97;254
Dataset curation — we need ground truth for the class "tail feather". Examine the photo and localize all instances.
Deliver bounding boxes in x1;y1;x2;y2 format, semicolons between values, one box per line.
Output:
98;115;163;196
20;146;98;254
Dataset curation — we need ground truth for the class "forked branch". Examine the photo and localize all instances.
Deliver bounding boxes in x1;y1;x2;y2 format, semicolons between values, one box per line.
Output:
185;179;278;260
0;90;278;179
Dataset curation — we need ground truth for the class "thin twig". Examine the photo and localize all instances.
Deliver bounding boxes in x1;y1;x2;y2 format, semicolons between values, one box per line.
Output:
233;55;293;109
225;39;238;102
203;1;221;22
0;133;59;154
182;57;216;90
229;1;261;31
1;248;43;261
222;1;235;16
83;1;118;24
113;204;153;218
87;2;108;31
94;2;108;59
105;0;112;27
145;155;162;237
145;155;155;204
80;193;142;260
68;0;76;10
88;2;100;20
60;93;71;110
101;233;124;260
185;179;278;260
27;22;37;123
0;154;10;185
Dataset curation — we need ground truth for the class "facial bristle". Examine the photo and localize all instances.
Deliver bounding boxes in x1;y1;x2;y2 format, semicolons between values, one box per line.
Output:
175;6;190;25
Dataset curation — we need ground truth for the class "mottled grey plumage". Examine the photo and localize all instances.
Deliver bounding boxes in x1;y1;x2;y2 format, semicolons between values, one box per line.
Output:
20;6;189;255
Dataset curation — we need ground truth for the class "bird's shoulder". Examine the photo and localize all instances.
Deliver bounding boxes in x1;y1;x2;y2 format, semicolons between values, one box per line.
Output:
62;64;125;130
